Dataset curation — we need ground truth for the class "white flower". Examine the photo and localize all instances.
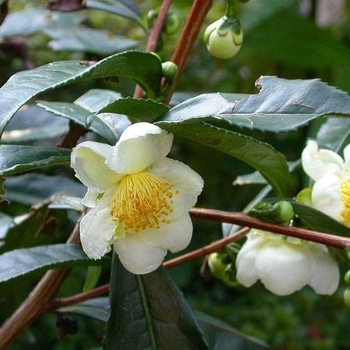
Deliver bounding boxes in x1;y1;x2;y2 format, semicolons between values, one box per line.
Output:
302;140;350;226
71;122;204;274
236;229;339;296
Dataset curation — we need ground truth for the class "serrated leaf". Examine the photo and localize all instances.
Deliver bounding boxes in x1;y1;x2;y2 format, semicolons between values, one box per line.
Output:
0;145;70;176
157;121;290;197
74;89;122;111
100;97;170;122
104;254;209;350
160;77;350;133
0;51;163;138
0;244;110;284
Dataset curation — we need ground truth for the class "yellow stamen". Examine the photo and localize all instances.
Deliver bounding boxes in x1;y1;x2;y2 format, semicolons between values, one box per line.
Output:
110;171;177;232
341;178;350;225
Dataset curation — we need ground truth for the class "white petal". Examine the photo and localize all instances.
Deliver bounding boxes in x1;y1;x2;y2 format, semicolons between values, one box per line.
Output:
255;242;311;296
308;244;340;295
312;174;344;222
106;123;173;174
138;213;193;253
235;233;265;287
149;158;204;217
80;193;116;259
81;188;102;208
71;141;121;191
113;235;167;274
302;140;343;181
343;144;350;169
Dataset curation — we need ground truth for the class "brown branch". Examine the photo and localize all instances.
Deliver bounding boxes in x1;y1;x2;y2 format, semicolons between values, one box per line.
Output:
133;0;173;99
190;208;350;249
0;217;82;349
164;0;213;104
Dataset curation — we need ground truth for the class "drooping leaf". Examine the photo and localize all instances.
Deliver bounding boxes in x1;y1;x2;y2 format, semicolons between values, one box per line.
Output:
157;120;290;197
0;145;70;176
0;50;163;138
0;244;110;284
104;254;209;350
99;97;170;122
160;77;350;133
46;27;137;55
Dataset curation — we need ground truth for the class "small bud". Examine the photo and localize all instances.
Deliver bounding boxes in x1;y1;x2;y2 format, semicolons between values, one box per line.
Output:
162;61;178;80
163;12;181;35
344;287;350;307
222;263;239;288
345;270;350;285
203;16;243;59
270;201;294;224
208;252;227;280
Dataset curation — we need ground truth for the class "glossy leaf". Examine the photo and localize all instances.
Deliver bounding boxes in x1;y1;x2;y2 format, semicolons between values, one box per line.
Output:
0;244;110;284
104;254;209;349
0;145;70;176
0;51;163;138
160;77;350;133
157;120;290;197
99;97;170;122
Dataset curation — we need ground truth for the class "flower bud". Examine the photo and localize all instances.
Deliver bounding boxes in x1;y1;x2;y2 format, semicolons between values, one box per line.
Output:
247;200;294;224
203;16;243;59
162;61;178;80
163;12;181;35
222;263;239;288
344;287;350;307
345;270;350;285
208;252;227;280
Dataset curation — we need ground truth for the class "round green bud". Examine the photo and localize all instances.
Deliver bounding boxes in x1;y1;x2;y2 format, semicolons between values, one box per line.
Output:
345;270;350;285
208;252;227;280
270;201;294;224
147;9;159;29
203;16;243;59
344;287;350;307
161;61;178;80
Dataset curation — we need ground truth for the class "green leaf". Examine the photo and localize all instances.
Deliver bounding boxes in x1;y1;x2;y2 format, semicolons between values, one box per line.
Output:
87;0;142;22
157;121;290;197
315;117;350;153
0;145;71;176
46;27;137;55
0;51;163;138
197;313;268;350
0;244;110;284
58;297;110;322
160;77;350;133
291;201;350;237
99;97;170;122
0;8;85;38
104;254;209;350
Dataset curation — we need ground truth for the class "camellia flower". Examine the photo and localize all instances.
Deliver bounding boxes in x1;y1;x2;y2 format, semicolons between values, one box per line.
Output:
236;229;339;296
302;140;350;226
71;122;203;274
203;16;243;59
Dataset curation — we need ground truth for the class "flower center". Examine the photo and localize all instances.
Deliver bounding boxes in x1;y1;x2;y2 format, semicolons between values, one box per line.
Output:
341;177;350;226
110;171;177;232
